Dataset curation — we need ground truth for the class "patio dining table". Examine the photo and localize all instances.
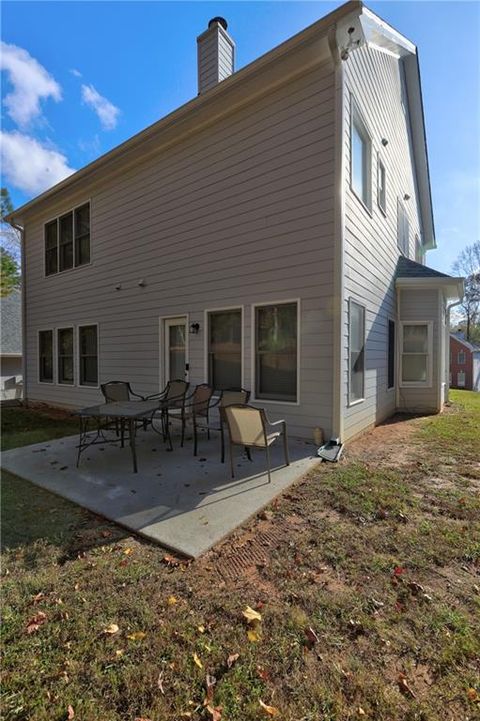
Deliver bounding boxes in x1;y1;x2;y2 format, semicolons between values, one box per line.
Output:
73;399;163;473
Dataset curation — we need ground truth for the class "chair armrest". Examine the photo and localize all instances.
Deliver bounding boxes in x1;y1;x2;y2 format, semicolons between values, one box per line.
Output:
267;418;287;429
130;390;147;401
145;390;167;401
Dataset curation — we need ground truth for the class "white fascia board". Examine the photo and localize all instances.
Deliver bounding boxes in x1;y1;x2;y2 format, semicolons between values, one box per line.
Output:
360;7;416;58
396;276;464;301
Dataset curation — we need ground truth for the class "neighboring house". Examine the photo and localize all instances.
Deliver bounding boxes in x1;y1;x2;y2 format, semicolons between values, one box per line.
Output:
6;1;464;442
450;334;480;392
0;289;23;400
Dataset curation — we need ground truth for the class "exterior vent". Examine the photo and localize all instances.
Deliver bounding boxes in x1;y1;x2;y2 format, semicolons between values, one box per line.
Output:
197;17;234;95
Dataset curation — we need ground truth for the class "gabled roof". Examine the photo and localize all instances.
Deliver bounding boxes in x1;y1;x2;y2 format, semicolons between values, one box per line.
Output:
450;334;480;353
396;256;449;279
1;290;22;355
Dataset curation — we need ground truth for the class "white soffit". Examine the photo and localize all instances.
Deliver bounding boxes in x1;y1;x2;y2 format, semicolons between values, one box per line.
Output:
359;7;416;58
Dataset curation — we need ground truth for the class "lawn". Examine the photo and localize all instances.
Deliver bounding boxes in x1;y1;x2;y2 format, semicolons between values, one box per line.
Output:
1;393;479;721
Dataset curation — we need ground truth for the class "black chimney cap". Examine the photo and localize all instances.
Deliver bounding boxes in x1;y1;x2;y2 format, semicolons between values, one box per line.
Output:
208;16;228;30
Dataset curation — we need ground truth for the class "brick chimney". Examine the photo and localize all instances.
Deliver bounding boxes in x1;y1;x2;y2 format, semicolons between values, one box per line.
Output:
197;17;235;94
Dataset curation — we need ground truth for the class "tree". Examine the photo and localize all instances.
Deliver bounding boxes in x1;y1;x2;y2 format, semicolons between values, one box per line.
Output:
0;187;21;296
452;241;480;341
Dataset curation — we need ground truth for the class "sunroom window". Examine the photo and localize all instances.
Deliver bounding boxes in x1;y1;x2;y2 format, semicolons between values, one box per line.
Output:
401;323;432;386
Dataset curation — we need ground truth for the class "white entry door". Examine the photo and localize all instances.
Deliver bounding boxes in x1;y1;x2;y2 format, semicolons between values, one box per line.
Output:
164;317;188;383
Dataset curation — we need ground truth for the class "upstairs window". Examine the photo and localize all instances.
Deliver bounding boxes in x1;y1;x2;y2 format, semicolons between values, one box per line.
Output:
45;202;90;276
377;157;386;214
458;351;465;365
350;103;371;210
397;199;409;256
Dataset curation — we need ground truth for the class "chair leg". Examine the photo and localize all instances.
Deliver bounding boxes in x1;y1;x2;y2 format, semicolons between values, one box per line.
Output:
266;444;272;483
229;441;235;479
283;432;290;466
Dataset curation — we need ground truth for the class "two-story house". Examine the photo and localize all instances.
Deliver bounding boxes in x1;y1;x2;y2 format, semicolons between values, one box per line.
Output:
450;333;480;391
7;1;464;442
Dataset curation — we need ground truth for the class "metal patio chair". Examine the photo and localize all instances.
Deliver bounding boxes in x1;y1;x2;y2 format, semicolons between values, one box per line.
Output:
193;387;250;460
100;380;148;440
167;383;215;447
147;379;190;447
223;404;290;483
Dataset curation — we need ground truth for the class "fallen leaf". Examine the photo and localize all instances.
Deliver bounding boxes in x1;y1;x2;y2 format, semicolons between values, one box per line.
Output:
115;649;125;657
226;653;240;669
134;718;153;721
127;631;147;641
67;705;75;719
304;626;320;648
162;553;181;566
123;547;133;555
206;705;222;720
259;699;279;716
357;707;366;716
398;672;416;699
393;566;405;577
257;666;271;681
205;673;216;703
243;606;262;623
103;623;120;635
197;625;205;634
32;592;44;604
467;688;478;701
247;628;261;642
157;670;165;694
167;595;178;606
26;611;47;634
193;652;203;669
101;529;112;538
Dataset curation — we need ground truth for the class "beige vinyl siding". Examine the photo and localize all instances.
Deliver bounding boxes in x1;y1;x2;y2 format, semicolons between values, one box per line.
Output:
397;288;439;411
341;44;423;440
23;61;336;439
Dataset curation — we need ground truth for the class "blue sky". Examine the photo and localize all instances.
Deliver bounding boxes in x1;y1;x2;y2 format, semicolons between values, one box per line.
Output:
1;1;479;273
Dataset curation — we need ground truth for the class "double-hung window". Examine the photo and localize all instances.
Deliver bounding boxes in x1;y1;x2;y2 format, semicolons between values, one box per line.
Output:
207;309;242;390
351;103;371;210
39;330;54;383
57;328;74;385
79;325;98;386
255;301;298;402
45;202;90;276
458;351;465;365
397;199;409;256
400;322;432;386
349;300;365;404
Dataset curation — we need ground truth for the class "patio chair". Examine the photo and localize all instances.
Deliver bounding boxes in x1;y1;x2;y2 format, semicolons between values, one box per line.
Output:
168;383;214;447
147;379;190;447
223;404;289;483
193;388;250;461
100;381;147;440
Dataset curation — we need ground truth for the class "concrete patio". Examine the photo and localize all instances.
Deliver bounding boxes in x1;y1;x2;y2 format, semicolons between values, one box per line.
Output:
1;427;319;557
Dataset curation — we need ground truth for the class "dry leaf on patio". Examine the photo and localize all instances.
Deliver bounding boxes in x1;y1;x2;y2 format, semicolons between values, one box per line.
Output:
127;631;147;641
193;652;203;669
102;623;120;635
226;653;239;669
26;611;47;634
242;606;262;623
67;705;75;719
259;699;279;716
167;595;178;606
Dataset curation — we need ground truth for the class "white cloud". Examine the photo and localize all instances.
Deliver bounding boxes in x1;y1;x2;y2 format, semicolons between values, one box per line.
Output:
70;68;82;78
0;41;61;127
0;130;75;196
81;83;119;130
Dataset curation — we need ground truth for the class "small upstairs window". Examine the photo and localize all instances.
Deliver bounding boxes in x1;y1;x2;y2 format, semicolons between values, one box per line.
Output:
350;102;371;210
458;351;465;365
397;199;409;256
377;157;386;214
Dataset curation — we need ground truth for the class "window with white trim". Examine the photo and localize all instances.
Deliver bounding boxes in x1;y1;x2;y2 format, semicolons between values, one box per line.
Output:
397;199;409;256
39;330;54;383
45;202;90;276
377;157;386;214
387;319;395;390
57;328;74;385
207;309;242;390
350;104;371;209
79;325;98;386
400;323;432;386
457;371;465;387
349;300;365;403
457;350;465;365
255;302;298;402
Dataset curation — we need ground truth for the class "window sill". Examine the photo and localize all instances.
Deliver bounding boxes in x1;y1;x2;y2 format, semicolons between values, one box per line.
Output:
252;397;300;407
399;382;432;389
378;202;387;218
350;185;372;217
348;397;365;407
45;261;92;279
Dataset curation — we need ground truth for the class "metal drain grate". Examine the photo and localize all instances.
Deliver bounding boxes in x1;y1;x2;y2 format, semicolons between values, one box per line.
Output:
216;527;284;580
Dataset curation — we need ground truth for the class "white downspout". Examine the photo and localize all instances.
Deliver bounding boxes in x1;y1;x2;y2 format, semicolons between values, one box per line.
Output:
444;299;462;403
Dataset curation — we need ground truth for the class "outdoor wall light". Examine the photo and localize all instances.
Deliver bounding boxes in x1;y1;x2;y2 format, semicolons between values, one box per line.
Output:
381;138;389;146
138;279;146;287
403;193;411;201
190;322;200;335
115;283;122;291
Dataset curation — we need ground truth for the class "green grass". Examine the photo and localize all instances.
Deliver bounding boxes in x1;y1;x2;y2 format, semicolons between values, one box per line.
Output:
1;396;479;720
